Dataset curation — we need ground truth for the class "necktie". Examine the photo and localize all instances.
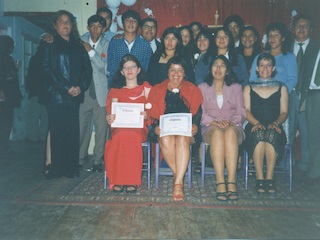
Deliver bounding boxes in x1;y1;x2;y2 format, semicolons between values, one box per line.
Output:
314;59;320;87
89;43;96;99
296;43;304;74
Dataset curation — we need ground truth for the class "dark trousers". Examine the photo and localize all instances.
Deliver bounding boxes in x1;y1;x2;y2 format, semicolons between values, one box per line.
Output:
46;104;80;178
0;105;14;153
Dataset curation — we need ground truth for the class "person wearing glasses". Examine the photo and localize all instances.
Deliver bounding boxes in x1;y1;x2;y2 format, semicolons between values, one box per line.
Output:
140;18;161;53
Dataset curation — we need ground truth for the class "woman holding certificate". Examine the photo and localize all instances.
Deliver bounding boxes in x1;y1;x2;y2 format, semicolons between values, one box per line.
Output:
148;56;202;202
199;55;246;201
105;54;151;193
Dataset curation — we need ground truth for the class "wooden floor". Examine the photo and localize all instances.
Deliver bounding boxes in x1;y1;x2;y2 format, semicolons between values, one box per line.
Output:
1;140;320;240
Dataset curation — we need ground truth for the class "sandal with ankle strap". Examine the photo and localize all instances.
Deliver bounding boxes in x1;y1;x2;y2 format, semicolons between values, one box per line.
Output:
173;184;184;202
255;179;266;194
227;182;239;201
216;182;228;201
265;179;276;197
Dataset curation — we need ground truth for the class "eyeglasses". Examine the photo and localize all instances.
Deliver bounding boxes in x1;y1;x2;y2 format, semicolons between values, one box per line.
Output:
122;65;138;71
143;25;156;30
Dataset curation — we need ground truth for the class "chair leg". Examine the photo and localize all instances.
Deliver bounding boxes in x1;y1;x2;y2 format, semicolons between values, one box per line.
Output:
155;143;160;189
201;142;206;187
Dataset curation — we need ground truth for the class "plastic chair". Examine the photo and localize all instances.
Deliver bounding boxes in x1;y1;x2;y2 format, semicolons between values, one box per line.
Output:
104;141;151;189
242;144;293;192
200;142;241;187
155;142;192;189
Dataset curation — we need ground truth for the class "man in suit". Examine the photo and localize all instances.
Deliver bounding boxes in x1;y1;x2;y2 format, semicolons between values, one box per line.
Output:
140;18;161;53
289;15;318;175
79;15;109;172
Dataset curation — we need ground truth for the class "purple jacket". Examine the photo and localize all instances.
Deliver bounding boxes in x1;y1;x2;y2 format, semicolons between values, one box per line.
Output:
198;82;246;140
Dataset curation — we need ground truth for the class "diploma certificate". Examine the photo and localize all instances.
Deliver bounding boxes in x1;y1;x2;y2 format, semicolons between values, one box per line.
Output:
159;113;192;137
111;102;144;128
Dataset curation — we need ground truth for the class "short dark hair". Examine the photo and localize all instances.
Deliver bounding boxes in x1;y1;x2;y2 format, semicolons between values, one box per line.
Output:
140;17;158;30
256;52;277;78
293;14;314;29
121;10;141;25
265;22;291;54
0;35;14;54
96;7;113;20
87;15;106;28
223;14;245;30
189;22;203;31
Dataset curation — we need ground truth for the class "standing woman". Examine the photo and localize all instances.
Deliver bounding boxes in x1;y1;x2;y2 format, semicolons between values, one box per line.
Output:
213;27;249;86
199;55;246;201
238;26;262;74
148;56;202;202
194;30;215;86
41;10;92;178
147;27;195;86
179;25;195;60
105;54;151;193
244;53;288;195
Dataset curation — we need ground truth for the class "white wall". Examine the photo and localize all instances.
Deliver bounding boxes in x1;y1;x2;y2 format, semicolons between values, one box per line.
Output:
3;0;97;34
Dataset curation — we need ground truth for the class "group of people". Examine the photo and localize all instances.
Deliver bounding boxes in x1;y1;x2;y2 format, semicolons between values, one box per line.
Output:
3;6;320;202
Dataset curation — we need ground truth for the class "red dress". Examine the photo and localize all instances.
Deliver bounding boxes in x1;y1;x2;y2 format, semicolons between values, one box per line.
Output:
104;82;151;189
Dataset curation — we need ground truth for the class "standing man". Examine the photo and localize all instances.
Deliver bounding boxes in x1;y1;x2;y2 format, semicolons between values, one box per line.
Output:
107;10;152;87
290;15;318;174
83;7;116;42
79;15;109;172
140;18;161;53
223;15;245;48
303;39;320;185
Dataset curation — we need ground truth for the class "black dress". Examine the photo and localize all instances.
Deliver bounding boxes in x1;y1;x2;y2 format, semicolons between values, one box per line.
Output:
244;85;287;160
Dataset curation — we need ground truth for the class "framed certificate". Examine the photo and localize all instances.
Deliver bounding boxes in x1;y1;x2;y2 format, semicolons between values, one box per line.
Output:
111;102;144;128
159;113;192;137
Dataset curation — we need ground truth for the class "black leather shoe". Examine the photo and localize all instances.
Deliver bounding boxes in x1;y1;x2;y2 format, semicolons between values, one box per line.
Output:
92;164;103;173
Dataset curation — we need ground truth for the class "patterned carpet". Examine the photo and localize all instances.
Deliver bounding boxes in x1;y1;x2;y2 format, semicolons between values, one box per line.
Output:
17;166;320;210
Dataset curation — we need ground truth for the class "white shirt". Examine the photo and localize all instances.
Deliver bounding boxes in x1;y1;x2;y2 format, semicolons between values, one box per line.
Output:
309;49;320;90
125;39;135;52
293;38;310;56
217;95;223;109
88;37;101;58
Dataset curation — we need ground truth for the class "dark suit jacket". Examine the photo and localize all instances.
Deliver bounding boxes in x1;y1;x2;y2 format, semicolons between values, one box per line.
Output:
294;39;320;109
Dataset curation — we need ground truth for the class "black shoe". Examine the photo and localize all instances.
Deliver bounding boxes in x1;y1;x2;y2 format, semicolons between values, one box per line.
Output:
92;164;103;173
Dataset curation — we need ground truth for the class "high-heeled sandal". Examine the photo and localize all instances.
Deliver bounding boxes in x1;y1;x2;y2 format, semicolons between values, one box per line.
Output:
265;179;276;197
173;184;184;202
227;182;239;201
255;179;266;194
113;185;124;193
216;182;228;201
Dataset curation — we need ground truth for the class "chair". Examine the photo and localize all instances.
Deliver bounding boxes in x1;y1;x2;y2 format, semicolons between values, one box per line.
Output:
155;142;192;189
200;142;241;187
242;144;293;192
104;141;151;189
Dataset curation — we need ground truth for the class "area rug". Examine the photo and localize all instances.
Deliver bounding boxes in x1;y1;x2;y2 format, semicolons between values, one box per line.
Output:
16;169;320;211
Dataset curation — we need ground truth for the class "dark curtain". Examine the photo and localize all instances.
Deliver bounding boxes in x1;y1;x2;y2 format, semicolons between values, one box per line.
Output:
98;0;320;40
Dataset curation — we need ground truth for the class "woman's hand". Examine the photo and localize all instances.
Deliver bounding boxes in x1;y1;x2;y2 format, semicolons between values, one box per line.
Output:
141;111;148;120
268;122;282;134
191;124;198;137
68;86;81;97
210;120;234;129
106;114;115;125
154;126;161;136
251;123;266;132
42;33;54;43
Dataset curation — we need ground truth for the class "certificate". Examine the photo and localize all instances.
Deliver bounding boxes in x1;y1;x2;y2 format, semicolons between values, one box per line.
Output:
111;102;144;128
159;113;192;137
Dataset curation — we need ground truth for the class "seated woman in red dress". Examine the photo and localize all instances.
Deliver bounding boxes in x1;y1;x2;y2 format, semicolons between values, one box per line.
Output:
105;54;151;193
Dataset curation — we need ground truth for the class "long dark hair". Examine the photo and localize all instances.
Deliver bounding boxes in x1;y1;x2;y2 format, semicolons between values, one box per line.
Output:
195;30;214;65
238;25;262;57
264;22;291;54
112;54;146;89
52;10;80;42
213;27;238;66
204;55;238;86
159;27;183;58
